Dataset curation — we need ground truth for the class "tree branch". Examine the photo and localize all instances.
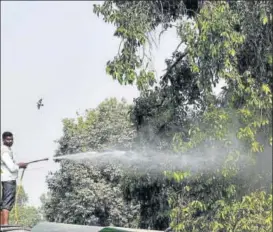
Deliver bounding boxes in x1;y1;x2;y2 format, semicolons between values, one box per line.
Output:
161;50;188;84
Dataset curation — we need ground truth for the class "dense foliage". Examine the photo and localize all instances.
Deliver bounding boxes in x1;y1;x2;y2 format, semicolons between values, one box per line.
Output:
42;99;140;227
43;1;272;231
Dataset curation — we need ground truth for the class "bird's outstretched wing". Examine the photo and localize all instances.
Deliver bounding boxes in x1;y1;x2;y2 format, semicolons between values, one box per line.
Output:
37;98;44;109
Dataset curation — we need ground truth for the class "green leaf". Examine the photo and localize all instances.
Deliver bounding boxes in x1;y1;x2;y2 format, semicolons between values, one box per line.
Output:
263;16;268;25
230;49;236;57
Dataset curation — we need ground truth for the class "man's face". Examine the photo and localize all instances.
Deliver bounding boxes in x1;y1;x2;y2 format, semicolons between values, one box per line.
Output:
3;136;13;147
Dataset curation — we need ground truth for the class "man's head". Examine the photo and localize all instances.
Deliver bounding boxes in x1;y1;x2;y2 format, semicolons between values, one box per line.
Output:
2;131;14;147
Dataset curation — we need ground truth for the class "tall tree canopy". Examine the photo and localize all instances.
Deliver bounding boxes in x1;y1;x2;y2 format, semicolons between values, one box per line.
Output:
94;1;272;139
93;1;272;231
43;1;272;231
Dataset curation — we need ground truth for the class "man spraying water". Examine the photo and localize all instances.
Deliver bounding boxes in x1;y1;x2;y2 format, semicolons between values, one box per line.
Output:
0;131;27;226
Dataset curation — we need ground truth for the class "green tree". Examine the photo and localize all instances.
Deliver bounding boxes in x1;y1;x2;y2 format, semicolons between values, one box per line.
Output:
43;1;272;231
43;98;140;227
44;97;176;230
166;2;272;231
95;1;272;231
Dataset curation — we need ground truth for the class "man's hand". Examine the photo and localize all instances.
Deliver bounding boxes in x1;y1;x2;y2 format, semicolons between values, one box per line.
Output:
17;162;28;169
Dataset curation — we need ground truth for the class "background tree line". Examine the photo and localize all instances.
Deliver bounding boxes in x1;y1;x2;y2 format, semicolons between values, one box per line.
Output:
41;1;272;231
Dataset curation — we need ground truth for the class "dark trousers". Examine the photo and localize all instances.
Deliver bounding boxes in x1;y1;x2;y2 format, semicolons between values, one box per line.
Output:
1;180;17;211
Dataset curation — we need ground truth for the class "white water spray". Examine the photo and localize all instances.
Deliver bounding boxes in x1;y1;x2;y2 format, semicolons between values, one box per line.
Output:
51;149;225;174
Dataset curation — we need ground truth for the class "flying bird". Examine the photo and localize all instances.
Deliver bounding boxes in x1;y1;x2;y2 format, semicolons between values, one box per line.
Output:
37;98;44;110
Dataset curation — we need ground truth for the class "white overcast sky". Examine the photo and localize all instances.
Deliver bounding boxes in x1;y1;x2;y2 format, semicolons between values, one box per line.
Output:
1;1;180;206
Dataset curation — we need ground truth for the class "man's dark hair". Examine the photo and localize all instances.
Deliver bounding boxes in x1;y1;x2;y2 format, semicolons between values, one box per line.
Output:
2;131;13;140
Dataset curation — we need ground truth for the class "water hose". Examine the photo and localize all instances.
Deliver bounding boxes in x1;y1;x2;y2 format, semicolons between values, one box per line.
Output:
13;158;49;225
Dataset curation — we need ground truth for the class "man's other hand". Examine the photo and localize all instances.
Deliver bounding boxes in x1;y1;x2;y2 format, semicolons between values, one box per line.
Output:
18;162;28;169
